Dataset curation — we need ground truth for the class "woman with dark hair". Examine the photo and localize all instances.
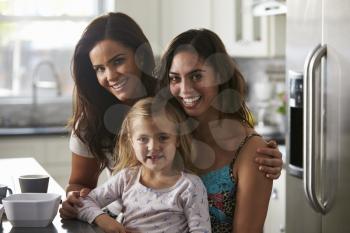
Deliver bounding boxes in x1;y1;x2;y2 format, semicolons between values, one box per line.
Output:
156;28;273;232
61;12;156;219
70;12;156;170
59;12;283;221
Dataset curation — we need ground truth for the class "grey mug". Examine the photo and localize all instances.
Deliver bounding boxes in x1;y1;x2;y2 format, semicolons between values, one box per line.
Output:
0;184;13;204
19;174;49;193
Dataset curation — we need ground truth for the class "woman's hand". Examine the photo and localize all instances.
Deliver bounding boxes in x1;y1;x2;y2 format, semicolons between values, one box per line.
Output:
95;214;126;233
255;140;283;179
59;188;91;219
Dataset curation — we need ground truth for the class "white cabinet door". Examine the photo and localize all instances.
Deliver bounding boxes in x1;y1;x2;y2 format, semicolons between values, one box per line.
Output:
160;0;212;51
44;136;71;187
114;0;162;55
211;0;235;54
229;0;286;57
264;168;286;233
0;137;46;161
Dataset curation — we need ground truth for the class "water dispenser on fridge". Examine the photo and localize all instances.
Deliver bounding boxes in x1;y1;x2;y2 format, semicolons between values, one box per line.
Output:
288;70;303;178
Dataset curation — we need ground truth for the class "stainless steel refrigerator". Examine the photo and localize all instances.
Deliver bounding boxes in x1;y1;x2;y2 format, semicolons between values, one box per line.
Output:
286;0;350;232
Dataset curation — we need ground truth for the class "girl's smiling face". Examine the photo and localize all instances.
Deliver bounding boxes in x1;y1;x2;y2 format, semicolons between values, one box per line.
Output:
130;114;179;173
168;51;219;120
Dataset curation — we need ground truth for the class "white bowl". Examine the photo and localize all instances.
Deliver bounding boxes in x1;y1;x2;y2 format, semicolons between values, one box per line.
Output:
2;193;61;227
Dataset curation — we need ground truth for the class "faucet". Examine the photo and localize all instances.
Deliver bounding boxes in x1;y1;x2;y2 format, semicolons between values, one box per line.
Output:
30;60;62;126
32;60;62;106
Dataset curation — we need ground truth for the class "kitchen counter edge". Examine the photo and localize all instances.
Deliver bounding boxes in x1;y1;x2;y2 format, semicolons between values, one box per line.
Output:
0;126;70;136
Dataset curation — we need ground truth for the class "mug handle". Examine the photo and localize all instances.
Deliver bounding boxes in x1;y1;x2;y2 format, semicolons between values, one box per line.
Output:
7;187;13;195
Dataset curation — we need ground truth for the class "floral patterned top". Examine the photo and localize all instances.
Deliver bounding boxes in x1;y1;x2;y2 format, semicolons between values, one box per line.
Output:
200;133;261;233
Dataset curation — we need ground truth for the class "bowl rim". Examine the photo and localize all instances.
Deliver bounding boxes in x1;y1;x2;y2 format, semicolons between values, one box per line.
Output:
2;193;60;203
18;174;49;179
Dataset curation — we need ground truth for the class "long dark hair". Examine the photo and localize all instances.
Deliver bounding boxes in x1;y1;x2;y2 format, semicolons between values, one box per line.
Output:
156;28;252;127
69;12;156;170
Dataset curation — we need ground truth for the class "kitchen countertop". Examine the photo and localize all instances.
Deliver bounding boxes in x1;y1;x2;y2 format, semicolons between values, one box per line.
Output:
0;127;69;137
0;158;103;233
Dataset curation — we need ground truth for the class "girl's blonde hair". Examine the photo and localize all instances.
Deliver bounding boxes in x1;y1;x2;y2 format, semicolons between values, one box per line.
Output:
113;97;196;173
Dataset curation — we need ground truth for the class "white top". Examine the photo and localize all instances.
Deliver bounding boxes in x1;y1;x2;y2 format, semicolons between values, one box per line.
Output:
69;131;93;158
69;132;115;171
77;167;211;233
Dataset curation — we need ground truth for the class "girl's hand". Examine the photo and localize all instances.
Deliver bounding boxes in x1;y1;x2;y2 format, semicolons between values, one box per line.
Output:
255;140;283;179
95;214;126;233
59;188;91;219
79;187;92;197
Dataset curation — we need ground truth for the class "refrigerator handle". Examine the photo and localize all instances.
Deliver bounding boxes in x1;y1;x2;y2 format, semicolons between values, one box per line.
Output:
303;44;321;211
303;44;328;214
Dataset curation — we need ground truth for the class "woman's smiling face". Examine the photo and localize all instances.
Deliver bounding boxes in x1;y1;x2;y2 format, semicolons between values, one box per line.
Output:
89;39;143;103
168;51;219;119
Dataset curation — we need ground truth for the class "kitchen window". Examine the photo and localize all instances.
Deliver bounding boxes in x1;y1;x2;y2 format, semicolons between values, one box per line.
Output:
0;0;114;98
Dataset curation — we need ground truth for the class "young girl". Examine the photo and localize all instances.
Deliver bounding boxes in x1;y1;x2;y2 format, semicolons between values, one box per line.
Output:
77;97;211;233
156;29;273;233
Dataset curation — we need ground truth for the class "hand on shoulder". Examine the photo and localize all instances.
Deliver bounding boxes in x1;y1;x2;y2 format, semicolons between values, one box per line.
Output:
234;133;270;180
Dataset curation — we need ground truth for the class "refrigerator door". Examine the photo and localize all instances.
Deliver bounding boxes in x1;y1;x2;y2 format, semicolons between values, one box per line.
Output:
322;0;350;232
286;0;322;232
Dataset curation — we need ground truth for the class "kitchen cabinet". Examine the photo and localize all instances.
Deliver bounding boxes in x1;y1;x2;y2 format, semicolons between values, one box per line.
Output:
114;0;285;57
264;168;286;233
213;0;285;57
0;135;71;188
114;0;162;55
228;0;286;57
221;0;286;57
264;145;286;233
159;0;212;51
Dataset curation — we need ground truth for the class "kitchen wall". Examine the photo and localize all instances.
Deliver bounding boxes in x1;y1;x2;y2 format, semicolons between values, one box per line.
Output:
235;57;285;99
236;57;287;141
236;57;285;80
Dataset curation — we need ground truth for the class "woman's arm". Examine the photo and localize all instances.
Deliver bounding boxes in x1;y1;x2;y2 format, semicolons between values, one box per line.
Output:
255;140;283;179
67;153;100;191
59;153;100;219
233;137;273;233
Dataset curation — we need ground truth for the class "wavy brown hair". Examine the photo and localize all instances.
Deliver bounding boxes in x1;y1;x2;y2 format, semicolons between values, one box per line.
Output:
156;28;253;127
69;12;156;171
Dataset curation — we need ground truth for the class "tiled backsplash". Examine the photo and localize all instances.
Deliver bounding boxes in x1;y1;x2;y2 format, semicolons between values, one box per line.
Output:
0;97;72;127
